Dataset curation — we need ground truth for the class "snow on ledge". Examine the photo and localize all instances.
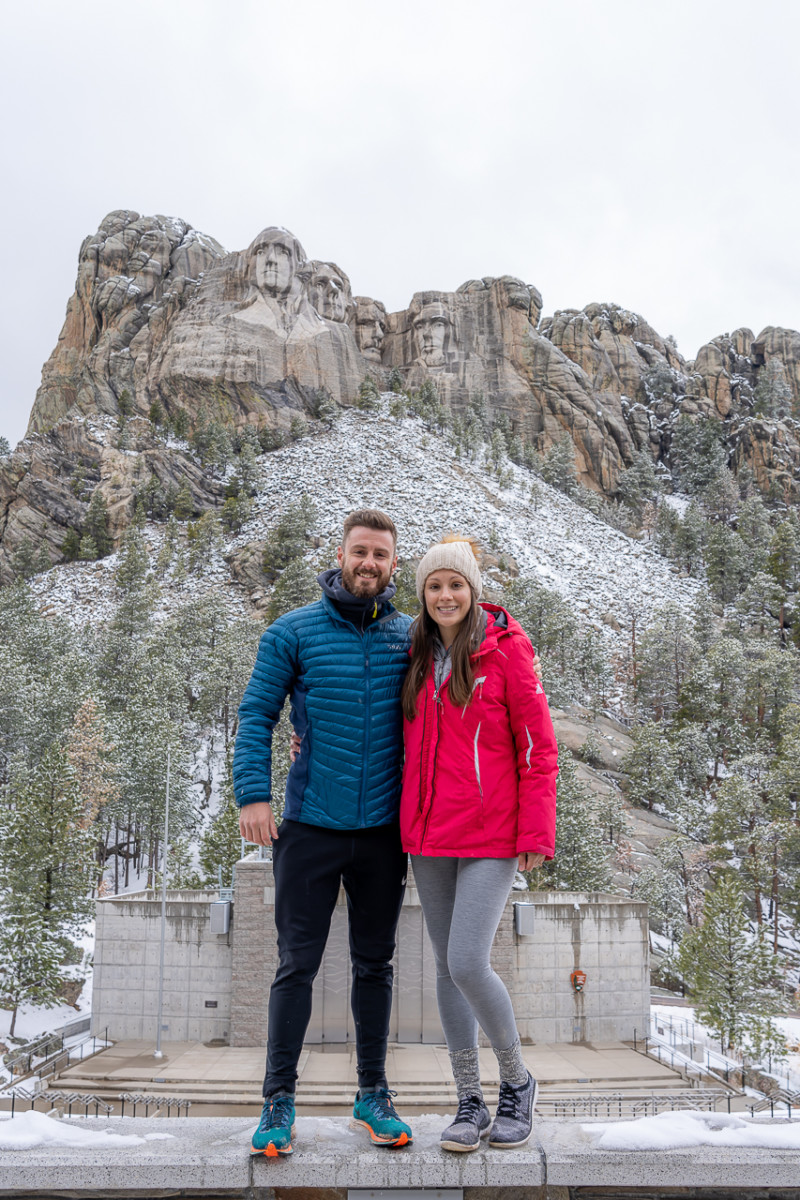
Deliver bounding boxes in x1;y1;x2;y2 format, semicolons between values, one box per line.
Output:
582;1110;800;1151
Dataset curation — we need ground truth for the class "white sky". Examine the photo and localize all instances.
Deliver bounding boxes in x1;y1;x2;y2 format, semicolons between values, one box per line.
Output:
2;0;799;449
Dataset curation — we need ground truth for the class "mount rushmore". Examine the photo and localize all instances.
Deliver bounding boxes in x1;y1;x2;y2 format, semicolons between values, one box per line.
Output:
1;208;799;581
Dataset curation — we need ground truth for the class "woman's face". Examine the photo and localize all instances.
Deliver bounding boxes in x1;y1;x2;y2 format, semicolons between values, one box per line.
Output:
424;570;472;638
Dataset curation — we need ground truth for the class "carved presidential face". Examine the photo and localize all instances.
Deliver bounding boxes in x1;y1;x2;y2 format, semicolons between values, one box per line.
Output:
353;298;387;362
255;240;296;297
307;262;352;323
413;303;452;367
247;228;306;300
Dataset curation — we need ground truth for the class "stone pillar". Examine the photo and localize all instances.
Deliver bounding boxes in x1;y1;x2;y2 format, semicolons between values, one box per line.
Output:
230;854;277;1048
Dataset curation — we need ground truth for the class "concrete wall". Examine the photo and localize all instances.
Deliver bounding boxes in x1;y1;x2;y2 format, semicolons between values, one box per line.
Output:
93;863;649;1048
228;856;650;1048
495;890;651;1045
91;890;233;1043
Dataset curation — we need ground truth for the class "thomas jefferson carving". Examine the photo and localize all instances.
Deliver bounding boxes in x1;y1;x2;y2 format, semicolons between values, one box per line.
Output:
305;261;353;323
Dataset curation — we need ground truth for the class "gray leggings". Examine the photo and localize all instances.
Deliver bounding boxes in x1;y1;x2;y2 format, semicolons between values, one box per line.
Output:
411;854;519;1051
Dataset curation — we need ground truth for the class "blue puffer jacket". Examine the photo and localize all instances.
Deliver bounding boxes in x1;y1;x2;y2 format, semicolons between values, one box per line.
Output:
233;573;413;829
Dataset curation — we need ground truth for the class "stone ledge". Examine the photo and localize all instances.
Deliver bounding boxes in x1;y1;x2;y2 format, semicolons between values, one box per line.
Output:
1;1116;799;1197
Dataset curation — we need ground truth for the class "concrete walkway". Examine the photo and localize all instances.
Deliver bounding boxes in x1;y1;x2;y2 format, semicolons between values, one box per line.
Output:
49;1039;700;1116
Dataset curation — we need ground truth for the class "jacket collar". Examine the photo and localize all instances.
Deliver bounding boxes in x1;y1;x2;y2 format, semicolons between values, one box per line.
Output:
471;602;512;658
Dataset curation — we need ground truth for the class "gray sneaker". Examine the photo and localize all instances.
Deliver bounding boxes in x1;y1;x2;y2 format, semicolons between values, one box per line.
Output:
488;1072;538;1148
440;1093;491;1152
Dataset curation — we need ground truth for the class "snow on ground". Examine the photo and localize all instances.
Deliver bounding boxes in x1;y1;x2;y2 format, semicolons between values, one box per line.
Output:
0;1111;173;1150
29;400;703;647
583;1110;800;1150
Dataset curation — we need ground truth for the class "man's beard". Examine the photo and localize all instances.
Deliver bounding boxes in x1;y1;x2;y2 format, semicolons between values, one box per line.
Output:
341;563;391;598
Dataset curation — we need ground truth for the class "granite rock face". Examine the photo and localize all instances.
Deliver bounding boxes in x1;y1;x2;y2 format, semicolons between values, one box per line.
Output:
4;210;800;579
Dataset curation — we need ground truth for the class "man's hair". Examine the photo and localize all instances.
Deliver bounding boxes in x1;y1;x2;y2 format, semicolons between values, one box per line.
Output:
341;509;397;549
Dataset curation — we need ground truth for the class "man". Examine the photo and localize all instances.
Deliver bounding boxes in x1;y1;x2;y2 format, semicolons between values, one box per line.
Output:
233;509;414;1157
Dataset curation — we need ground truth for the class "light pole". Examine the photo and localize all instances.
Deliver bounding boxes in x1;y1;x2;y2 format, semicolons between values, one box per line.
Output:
153;747;170;1059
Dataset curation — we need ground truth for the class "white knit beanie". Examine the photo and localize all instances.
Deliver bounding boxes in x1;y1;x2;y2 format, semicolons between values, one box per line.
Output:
415;538;482;601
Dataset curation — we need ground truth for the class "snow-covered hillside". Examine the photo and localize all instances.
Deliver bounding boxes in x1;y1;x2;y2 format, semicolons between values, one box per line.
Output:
29;399;702;639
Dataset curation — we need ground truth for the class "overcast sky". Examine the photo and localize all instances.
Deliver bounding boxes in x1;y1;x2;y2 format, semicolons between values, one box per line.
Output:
2;0;798;449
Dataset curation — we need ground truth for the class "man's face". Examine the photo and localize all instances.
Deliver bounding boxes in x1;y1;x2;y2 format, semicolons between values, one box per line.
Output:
337;526;397;598
255;241;295;296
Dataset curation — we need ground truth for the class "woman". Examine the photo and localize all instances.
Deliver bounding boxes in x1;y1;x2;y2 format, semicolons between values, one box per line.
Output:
400;537;558;1152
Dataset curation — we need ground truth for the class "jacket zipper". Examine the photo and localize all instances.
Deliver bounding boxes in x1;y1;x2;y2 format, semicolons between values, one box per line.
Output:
360;635;371;828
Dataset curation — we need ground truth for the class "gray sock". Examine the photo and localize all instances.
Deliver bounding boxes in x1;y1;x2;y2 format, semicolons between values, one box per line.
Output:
449;1046;483;1099
493;1039;528;1088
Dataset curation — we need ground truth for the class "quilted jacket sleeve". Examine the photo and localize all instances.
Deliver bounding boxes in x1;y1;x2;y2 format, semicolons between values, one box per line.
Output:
504;630;559;858
232;619;299;808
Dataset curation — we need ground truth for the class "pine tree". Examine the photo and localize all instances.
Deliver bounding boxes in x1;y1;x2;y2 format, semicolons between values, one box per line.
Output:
173;482;194;521
624;722;679;813
633;863;685;945
737;496;772;577
704;524;747;605
79;534;99;561
392;561;420;617
533;749;611;891
262;495;316;580
0;907;63;1036
35;542;51;573
677;872;783;1054
680;637;748;776
387;367;405;394
0;747;100;1023
356;377;380;410
315;392;340;427
115;523;150;592
62;528;81;561
188;510;223;572
84;490;112;557
10;537;38;579
670;416;727;493
618;451;661;524
537;434;579;497
266;557;319;623
636;602;698;719
701;466;740;526
673;502;705;575
753;358;793;420
199;796;243;888
0;435;10;456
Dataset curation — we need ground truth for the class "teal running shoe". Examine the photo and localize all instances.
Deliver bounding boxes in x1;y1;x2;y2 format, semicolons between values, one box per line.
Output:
250;1091;296;1156
351;1087;413;1147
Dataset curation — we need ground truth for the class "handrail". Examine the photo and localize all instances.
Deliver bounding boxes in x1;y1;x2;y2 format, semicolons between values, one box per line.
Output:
651;1010;800;1094
2;1027;110;1087
632;1029;743;1094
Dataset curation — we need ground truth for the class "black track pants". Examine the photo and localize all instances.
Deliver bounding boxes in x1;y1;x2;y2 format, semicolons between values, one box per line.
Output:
262;818;407;1097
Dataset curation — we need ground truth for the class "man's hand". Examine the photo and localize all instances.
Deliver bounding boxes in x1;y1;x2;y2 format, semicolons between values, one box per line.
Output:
532;650;542;680
239;801;278;847
290;732;302;763
518;851;545;872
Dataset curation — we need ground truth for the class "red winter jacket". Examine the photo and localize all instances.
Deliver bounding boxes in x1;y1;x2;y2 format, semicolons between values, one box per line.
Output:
401;603;558;859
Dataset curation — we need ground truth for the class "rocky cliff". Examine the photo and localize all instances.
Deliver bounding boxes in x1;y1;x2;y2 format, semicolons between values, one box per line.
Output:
2;209;800;581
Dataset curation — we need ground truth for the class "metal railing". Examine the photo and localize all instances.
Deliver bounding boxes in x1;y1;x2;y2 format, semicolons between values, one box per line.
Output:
632;1029;741;1093
651;1009;800;1095
3;1027;110;1084
3;1088;191;1119
538;1090;737;1119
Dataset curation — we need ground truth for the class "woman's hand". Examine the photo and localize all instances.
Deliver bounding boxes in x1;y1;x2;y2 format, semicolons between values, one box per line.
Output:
532;650;542;680
290;732;302;762
518;851;545;871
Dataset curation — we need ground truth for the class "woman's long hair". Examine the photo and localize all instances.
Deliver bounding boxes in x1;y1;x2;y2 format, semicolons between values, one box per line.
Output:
401;584;483;719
